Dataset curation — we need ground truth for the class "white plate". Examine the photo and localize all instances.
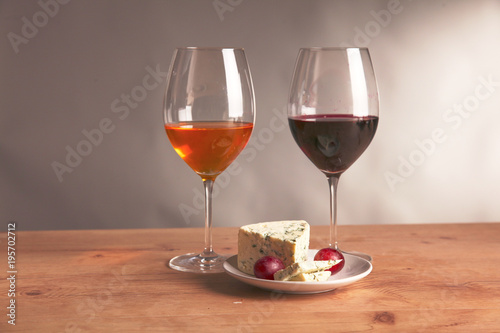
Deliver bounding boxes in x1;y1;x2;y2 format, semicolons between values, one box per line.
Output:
223;250;372;294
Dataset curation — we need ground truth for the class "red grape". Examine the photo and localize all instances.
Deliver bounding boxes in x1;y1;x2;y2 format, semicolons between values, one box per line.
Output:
253;256;285;280
314;248;345;275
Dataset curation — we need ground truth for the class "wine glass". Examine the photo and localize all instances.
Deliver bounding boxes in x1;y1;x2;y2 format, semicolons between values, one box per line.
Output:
164;47;255;273
288;47;379;262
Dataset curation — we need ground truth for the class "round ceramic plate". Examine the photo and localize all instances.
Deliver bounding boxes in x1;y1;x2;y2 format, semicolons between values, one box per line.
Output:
223;250;372;294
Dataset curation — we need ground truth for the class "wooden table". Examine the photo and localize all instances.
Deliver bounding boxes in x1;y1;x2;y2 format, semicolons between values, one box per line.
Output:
1;223;500;332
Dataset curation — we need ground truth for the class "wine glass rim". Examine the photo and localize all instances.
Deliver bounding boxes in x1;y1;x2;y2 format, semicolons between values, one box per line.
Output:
300;47;370;51
176;46;245;51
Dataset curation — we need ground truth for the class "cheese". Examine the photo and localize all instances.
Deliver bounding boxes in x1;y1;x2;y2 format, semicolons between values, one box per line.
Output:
237;220;310;275
289;271;332;282
273;260;339;281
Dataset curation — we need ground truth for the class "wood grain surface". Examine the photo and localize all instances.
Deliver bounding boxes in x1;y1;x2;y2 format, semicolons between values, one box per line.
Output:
1;223;499;332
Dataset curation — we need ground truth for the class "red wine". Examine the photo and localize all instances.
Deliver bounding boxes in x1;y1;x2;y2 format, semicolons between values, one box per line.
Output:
289;114;378;175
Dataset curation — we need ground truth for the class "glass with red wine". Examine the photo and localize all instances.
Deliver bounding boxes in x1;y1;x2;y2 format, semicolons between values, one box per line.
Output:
164;47;255;273
288;47;379;263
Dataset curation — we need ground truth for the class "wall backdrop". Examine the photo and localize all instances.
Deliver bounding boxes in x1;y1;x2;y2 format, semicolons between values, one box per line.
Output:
2;0;500;230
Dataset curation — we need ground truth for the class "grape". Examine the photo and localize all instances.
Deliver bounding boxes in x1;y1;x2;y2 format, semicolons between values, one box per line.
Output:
314;248;345;275
253;256;285;280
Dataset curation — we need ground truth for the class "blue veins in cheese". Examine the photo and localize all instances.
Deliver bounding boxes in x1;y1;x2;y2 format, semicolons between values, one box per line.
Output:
237;220;310;275
273;260;340;281
289;271;332;282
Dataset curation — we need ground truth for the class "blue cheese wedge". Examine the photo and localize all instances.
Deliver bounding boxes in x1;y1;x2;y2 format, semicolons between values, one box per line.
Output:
289;271;332;282
237;220;310;275
273;260;341;281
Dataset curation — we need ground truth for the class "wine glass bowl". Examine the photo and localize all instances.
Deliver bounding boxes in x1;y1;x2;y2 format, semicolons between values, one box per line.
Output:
288;47;378;260
164;47;255;273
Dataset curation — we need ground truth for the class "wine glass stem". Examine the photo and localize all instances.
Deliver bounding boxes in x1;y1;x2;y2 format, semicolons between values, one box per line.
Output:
328;175;340;250
202;178;216;259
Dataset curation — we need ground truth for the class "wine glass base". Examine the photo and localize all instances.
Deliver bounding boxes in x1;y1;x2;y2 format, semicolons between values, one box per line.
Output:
169;253;229;273
341;250;372;262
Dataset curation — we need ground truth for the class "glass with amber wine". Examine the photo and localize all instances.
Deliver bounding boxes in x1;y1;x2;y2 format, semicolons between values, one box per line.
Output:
164;47;255;273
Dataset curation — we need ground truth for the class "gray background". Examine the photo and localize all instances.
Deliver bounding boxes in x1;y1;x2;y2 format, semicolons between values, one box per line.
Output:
1;0;500;231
